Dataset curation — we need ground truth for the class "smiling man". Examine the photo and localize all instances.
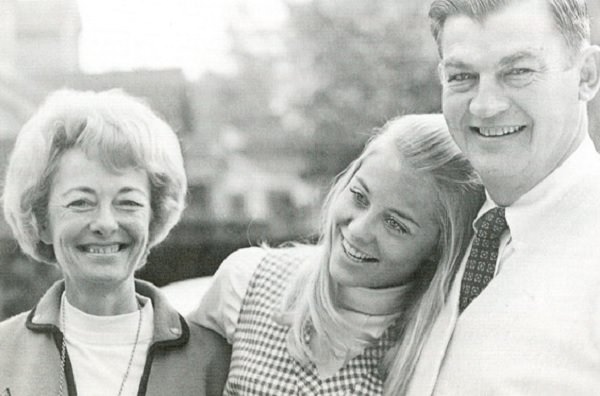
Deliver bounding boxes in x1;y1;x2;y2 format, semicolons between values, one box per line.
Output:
404;0;600;394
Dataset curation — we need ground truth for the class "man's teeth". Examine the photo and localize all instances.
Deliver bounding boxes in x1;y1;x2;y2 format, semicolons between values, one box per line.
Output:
477;126;523;137
83;244;120;254
342;238;375;261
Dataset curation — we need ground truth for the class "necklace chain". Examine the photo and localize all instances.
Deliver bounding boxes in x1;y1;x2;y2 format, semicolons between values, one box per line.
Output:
57;294;143;396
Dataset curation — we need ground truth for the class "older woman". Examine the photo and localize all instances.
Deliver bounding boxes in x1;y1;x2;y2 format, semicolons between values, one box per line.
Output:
0;89;230;396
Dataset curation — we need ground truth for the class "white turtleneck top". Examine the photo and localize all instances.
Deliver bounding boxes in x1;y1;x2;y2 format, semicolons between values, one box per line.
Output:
61;294;154;396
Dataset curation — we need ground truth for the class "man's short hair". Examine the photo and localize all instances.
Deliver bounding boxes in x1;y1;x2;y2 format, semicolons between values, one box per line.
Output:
429;0;590;57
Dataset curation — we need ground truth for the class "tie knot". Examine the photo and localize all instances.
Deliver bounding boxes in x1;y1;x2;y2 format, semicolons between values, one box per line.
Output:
475;207;508;240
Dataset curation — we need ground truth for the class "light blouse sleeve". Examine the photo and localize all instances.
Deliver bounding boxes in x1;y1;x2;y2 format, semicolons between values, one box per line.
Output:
187;246;267;344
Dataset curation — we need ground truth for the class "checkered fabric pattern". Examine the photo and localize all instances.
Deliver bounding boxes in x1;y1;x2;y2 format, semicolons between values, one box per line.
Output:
224;249;397;395
459;207;508;313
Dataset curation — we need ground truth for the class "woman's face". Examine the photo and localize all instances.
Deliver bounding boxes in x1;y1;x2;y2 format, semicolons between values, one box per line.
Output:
329;147;440;289
41;148;151;289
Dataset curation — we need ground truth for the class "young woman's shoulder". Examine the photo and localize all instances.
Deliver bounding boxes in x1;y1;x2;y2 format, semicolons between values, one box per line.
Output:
223;244;318;273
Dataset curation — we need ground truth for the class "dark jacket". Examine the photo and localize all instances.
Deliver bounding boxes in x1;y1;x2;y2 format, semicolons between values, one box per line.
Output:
0;279;231;396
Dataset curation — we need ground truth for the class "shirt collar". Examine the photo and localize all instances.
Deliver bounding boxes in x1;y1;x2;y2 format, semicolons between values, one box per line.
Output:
27;279;188;345
480;137;599;249
337;282;413;316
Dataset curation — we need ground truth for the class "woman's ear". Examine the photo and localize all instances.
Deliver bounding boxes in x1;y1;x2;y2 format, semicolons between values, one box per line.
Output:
578;45;600;102
40;223;52;244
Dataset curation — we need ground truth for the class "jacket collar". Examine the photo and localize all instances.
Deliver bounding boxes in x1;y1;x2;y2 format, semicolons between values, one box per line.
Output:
26;279;189;346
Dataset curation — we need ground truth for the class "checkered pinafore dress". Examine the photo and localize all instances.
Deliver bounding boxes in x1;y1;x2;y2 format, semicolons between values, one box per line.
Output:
224;249;398;395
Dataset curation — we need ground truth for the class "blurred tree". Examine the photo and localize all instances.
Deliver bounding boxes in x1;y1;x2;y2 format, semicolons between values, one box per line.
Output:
283;0;440;180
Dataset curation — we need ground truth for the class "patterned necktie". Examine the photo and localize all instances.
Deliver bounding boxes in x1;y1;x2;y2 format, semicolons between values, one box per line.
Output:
459;207;508;313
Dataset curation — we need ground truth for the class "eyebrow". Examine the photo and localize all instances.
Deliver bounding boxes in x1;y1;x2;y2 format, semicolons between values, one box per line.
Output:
440;58;472;69
60;186;148;197
442;50;542;70
355;176;421;228
498;50;541;67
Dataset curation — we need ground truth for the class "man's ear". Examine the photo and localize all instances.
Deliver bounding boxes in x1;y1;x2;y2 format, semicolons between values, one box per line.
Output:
437;62;445;84
578;45;600;102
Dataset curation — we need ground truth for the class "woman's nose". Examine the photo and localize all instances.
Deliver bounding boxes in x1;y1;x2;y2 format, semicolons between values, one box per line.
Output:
346;210;374;243
89;205;118;236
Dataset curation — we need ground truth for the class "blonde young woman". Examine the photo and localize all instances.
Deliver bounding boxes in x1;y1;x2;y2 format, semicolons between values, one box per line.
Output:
0;89;230;396
189;114;484;394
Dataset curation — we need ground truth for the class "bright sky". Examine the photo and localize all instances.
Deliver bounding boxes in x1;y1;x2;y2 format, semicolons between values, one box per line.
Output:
77;0;288;80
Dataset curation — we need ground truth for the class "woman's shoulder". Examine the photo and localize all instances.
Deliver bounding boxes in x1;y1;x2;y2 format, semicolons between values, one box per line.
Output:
259;243;318;264
0;310;31;350
221;244;317;275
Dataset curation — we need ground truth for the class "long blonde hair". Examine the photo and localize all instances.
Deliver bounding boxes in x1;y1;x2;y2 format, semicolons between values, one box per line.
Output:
277;114;484;384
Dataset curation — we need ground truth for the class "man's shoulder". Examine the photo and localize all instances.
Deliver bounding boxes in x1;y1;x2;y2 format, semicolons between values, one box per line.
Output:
0;311;29;333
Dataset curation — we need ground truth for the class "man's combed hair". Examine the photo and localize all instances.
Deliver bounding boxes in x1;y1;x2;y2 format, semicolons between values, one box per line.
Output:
2;89;187;265
429;0;590;57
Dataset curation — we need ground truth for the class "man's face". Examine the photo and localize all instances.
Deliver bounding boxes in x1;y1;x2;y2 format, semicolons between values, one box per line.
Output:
439;0;585;204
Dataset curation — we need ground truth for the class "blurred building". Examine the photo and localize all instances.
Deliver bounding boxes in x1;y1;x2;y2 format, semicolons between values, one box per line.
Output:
0;0;320;284
15;0;80;78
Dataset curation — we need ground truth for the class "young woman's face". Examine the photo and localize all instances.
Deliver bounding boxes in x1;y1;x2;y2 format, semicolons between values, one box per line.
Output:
329;147;440;289
41;148;151;290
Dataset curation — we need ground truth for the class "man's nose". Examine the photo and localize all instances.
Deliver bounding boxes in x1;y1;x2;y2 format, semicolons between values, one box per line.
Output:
89;205;118;236
469;76;510;118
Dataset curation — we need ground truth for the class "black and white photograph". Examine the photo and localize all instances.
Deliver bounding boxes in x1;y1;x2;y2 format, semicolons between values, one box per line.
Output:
1;0;600;395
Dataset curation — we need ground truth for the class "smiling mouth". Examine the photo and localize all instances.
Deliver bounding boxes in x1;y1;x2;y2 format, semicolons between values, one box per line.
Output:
341;236;377;263
79;244;126;254
469;125;526;137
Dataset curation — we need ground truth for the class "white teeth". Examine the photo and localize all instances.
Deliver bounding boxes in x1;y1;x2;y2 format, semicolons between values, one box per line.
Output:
84;244;120;254
477;125;523;137
341;238;375;262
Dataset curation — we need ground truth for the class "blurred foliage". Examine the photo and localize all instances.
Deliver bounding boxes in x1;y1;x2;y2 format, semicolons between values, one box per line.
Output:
284;0;440;179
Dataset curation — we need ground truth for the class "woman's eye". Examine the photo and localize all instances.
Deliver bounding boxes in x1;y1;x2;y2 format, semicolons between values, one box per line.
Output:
385;217;409;235
66;199;93;209
350;187;368;207
118;200;144;208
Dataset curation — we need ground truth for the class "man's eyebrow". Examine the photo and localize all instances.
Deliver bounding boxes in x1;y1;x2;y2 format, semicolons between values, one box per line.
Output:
441;50;542;69
498;50;541;67
440;58;472;69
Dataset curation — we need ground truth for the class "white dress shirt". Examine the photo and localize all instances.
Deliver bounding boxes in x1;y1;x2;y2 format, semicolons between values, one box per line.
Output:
408;137;600;395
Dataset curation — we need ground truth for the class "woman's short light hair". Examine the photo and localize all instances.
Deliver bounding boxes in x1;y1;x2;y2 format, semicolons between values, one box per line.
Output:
3;89;187;265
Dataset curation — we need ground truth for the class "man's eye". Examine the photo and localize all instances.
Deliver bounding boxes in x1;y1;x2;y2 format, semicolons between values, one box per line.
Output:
506;68;534;76
447;72;476;83
504;68;535;87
